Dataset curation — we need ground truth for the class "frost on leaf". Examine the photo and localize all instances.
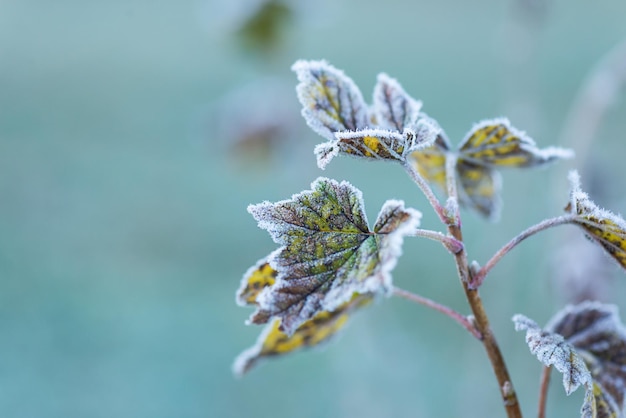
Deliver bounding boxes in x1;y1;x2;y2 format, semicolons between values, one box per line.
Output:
246;177;421;335
410;117;572;220
233;293;372;376
566;170;626;271
315;121;438;169
372;73;423;132
458;118;574;167
292;60;368;141
514;301;626;418
513;314;591;395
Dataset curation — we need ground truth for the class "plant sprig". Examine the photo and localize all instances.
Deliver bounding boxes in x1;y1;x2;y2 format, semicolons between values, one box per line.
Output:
233;60;626;418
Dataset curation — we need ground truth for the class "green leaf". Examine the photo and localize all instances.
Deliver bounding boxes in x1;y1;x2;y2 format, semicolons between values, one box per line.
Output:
246;177;421;335
567;171;626;271
233;293;372;376
514;301;626;417
292;60;369;141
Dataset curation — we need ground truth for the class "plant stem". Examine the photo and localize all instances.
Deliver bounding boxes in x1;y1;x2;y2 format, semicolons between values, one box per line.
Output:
448;222;523;418
392;286;481;339
444;153;461;225
538;366;551;418
412;229;464;254
402;162;450;225
471;215;577;289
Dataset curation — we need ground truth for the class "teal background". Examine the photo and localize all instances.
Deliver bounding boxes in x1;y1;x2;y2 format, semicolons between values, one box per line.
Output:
1;1;626;417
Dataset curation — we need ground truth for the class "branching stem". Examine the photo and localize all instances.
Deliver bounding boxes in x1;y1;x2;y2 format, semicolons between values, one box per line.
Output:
392;286;481;339
412;229;464;254
471;215;577;289
538;366;551;418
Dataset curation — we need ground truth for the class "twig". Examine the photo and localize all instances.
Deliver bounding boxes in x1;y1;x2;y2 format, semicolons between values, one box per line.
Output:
537;365;551;418
448;221;523;418
412;229;464;254
392;286;481;340
471;215;577;289
444;153;460;225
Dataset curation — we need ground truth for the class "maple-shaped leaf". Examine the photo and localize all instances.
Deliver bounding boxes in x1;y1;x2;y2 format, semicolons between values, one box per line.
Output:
247;177;421;335
314;121;438;169
410;117;572;220
566;170;626;271
458;118;574;167
372;73;423;132
514;301;626;418
292;60;369;141
233;293;372;376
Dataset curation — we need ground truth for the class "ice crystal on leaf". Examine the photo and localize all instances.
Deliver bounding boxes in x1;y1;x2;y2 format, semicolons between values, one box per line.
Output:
513;314;591;396
233;292;372;376
567;170;626;271
246;177;421;335
514;301;626;417
315;122;438;169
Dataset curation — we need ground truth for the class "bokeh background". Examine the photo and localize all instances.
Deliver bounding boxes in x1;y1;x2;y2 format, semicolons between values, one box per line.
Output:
2;0;626;417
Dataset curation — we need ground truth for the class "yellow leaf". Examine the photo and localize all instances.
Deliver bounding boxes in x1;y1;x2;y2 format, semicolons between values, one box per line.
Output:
236;258;277;306
567;171;626;271
459;118;573;167
233;294;372;375
456;161;501;221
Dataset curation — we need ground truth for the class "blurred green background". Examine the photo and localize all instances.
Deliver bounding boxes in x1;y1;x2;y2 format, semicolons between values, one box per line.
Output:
1;0;626;417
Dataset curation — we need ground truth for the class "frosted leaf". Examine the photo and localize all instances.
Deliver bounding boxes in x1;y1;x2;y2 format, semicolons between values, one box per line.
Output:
236;257;277;306
314;121;438;169
548;301;626;416
292;60;369;141
247;177;421;335
514;301;626;417
372;73;423;132
513;314;591;395
458;118;574;167
567;170;626;271
581;381;621;418
233;293;372;376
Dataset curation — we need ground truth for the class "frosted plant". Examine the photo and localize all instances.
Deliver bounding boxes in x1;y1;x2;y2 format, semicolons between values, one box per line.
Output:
233;60;626;418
